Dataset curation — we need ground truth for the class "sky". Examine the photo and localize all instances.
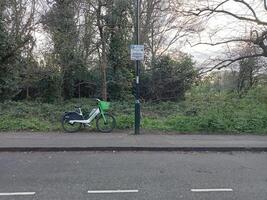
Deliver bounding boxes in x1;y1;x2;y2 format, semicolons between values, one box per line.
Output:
180;0;267;68
33;0;267;69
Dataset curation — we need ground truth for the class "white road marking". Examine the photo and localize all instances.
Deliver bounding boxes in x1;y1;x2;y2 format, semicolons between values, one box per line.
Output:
0;192;36;196
191;188;233;192
87;190;139;194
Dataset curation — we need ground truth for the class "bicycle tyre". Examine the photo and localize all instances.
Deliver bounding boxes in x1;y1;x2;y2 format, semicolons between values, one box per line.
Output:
61;113;82;133
96;113;116;133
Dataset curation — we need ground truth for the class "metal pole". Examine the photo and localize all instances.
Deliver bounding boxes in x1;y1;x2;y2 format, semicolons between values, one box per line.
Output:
134;0;141;134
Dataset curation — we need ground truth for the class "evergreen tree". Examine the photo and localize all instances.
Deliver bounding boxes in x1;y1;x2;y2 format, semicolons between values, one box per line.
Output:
107;0;134;100
0;1;20;100
42;0;83;100
141;55;197;101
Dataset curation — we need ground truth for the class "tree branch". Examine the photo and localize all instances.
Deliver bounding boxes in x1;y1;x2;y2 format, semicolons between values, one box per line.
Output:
0;37;31;64
194;4;267;26
199;53;264;75
191;38;253;47
233;0;259;21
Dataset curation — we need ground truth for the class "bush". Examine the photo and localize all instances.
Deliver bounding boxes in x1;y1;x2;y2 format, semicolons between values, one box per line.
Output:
141;55;197;101
0;86;266;134
0;115;53;131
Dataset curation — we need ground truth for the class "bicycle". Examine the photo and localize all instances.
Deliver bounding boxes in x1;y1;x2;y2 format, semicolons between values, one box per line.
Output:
61;99;116;133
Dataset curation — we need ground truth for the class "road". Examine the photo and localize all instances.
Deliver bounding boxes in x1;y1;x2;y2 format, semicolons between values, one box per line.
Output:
0;152;266;200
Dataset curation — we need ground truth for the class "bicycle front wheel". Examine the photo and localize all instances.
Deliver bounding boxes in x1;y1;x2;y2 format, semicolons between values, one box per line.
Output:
96;113;116;133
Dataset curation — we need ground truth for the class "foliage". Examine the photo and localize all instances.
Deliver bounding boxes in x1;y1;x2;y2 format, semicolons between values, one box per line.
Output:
36;73;62;103
0;1;267;135
0;0;198;103
42;0;82;99
0;4;19;100
237;57;260;95
107;67;134;100
0;86;267;134
0;115;52;132
106;0;133;100
141;55;197;101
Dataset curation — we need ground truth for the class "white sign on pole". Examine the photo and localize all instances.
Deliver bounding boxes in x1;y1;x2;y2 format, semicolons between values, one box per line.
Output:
130;45;144;61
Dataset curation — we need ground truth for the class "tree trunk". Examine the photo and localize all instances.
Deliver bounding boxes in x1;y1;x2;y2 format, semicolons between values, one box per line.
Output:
100;35;107;100
100;60;107;100
96;2;107;101
26;86;30;99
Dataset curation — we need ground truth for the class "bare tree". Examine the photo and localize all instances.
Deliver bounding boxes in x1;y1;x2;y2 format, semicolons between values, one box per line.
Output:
178;0;267;74
137;0;199;68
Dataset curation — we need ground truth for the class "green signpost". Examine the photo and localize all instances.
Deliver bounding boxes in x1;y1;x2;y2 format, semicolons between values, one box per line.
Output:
131;0;142;134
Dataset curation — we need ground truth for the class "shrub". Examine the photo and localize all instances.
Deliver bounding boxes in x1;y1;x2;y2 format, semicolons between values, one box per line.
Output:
0;86;266;134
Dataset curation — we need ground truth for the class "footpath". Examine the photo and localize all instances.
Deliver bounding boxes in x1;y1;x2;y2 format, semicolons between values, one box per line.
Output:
0;131;266;152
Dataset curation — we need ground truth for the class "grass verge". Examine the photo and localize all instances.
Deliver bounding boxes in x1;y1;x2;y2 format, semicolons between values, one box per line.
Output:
0;87;267;134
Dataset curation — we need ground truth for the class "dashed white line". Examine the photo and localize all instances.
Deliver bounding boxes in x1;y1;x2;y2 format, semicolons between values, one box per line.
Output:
87;190;139;194
0;192;36;196
191;188;233;192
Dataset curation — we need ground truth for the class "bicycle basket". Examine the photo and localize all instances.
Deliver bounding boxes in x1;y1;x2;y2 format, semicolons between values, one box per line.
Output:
99;101;110;111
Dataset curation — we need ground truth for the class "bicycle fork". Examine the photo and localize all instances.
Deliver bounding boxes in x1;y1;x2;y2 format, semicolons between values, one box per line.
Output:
99;108;107;123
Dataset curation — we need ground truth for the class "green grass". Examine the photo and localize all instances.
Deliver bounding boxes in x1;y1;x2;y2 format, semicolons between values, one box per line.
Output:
0;86;267;134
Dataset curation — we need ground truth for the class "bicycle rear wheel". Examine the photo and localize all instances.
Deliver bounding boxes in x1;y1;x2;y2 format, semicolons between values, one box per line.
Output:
96;113;116;133
61;113;82;133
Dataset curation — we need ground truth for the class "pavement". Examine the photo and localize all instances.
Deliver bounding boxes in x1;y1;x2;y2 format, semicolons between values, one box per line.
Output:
0;131;266;152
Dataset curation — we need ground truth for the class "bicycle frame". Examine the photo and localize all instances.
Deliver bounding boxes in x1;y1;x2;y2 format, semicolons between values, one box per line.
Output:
69;107;107;124
68;107;99;124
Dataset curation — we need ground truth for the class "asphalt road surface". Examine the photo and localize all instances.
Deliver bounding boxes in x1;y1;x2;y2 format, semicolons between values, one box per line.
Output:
0;152;266;200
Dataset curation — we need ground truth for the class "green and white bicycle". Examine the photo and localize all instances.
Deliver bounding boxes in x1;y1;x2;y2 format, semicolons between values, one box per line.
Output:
61;99;116;133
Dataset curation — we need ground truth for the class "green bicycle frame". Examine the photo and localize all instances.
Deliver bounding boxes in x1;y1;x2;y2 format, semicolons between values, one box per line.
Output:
99;106;107;123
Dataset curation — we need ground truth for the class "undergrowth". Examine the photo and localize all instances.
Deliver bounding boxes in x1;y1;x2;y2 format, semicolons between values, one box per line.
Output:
0;86;266;134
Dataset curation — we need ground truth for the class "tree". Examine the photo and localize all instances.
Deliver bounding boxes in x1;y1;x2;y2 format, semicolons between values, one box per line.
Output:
140;1;199;68
0;0;36;100
42;0;83;100
141;55;197;101
0;5;19;100
95;0;109;100
180;0;267;73
1;0;199;102
106;0;134;100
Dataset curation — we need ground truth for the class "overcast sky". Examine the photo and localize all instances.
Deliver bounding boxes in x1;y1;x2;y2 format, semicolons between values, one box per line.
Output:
180;0;267;67
34;0;267;68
